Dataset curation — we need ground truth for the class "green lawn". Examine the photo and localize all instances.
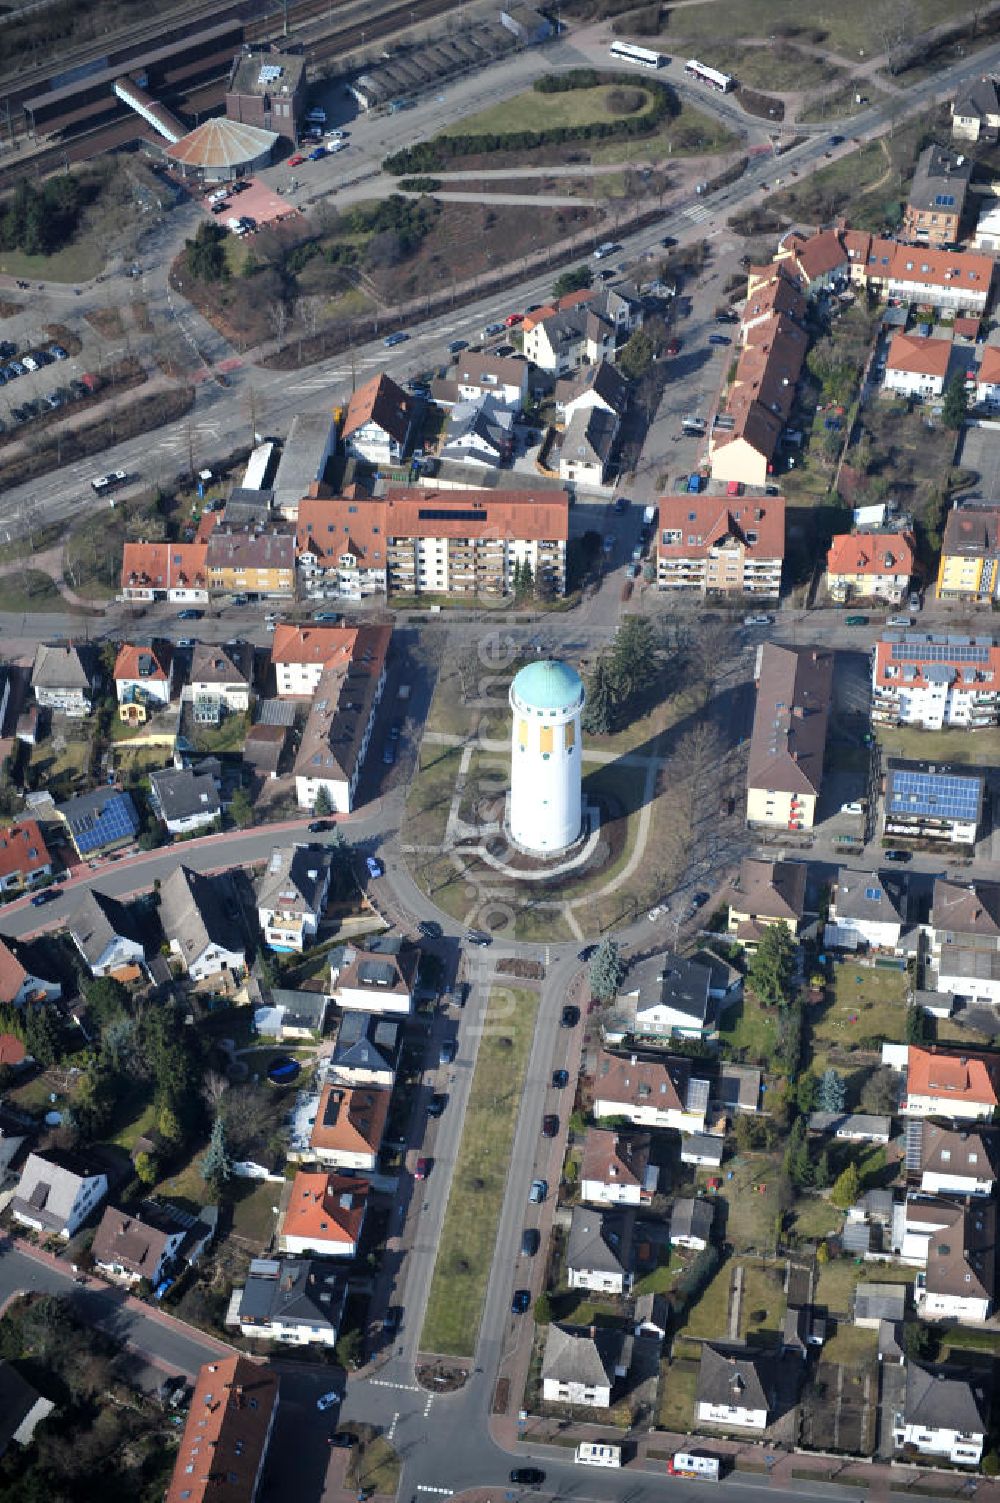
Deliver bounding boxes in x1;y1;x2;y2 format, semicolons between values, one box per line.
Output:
657;1359;698;1431
821;1321;879;1365
711;1154;783;1254
815;1256;912;1316
0;239;105;283
421;985;540;1356
812;963;907;1066
439;83;656;136
666;0;981;54
191;711;250;756
798;81;888;122
0;570;65;613
704;42;844;92
343;1426;403;1496
792;1195;844;1241
230;1179;283;1248
590;102;738;163
878;722;1000;768
738;1260;787;1342
405;743;463;848
27;730;92;800
718;993;778;1064
678;1262;731;1341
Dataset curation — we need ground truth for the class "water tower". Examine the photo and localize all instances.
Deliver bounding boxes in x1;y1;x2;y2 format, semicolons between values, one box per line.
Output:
508;658;585;855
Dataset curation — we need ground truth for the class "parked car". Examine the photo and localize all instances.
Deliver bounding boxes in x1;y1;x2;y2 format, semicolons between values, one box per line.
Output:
439;1040;457;1065
542;1114;559;1138
448;339;468;353
382;742;396;766
466;929;491;947
328;1433;355;1448
552;1069;569;1089
529;1179;548;1204
383;331;409;348
366;856;384;879
885;849;912;863
743;613;774;627
482;321;504;337
316;1392;341;1412
308;146;327;159
510;1470;545;1486
521;1228;540;1256
308;820;330;833
511;1289;531;1314
49;345;69;361
887;615;913;628
840;801;864;815
560;1005;580;1028
845;614;869;626
418;920;442;938
427;1093;447;1118
665;337;682;357
414;1156;431;1180
177;609;203;621
314;611;341;622
577;945;596;962
504;312;523;327
288;153;305;166
31;889;58;907
708;333;732;347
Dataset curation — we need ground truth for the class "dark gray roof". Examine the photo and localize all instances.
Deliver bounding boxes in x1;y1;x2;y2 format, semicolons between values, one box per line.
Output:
238;1256;346;1332
268;988;328;1030
68;887;146;967
158;865;246;966
190;639;253;688
31;642;91;691
834;868;908;925
670;1197;714;1243
0;1361;52;1451
562;406;618;468
622;951;711;1025
224;487;275;527
807;1113;891;1140
697;1343;774;1412
907;143;972;215
854;1282;907;1323
150;765;221;823
566;1206;632;1277
257;844;330;915
681;1133;724;1163
541;1323;631;1387
904;1365;987;1434
714;1065;761;1113
331;1010;401;1073
953;75;1000;123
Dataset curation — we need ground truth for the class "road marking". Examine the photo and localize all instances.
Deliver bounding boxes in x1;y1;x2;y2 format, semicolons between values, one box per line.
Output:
368;1379;421;1393
423;1393;434;1417
415;1487;452;1496
387;1410;399;1441
683;203;712;222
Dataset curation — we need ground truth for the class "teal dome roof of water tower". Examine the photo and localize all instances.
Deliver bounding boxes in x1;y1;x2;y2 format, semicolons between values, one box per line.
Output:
511;659;583;711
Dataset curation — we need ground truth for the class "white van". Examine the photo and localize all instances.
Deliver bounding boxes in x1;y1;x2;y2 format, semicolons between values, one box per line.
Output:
575;1444;621;1468
669;1453;720;1481
593;242;617;261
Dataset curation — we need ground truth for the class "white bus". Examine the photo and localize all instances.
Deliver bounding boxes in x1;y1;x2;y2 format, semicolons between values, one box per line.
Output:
609;39;665;69
575;1444;621;1468
684;58;735;92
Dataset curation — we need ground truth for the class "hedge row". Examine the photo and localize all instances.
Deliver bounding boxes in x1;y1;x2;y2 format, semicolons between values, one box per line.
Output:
384;74;678;175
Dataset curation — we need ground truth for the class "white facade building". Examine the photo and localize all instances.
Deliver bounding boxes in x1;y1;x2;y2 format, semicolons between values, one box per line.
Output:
872;634;1000;731
508;658;584;855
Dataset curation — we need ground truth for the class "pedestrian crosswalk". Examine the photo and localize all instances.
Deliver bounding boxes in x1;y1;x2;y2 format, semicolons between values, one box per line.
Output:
415;1487;453;1496
683;202;713;223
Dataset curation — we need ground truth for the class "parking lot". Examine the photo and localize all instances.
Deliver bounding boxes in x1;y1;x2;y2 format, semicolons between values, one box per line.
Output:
0;333;91;439
199;177;304;236
956;421;1000;499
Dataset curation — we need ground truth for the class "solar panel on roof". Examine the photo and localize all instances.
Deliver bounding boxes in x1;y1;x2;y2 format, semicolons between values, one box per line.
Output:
888;768;981;822
891;640;990;665
685;1077;710;1114
865;886;882;902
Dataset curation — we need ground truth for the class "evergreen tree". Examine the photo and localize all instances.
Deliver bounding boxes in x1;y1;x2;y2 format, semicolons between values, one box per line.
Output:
905;1004;931;1043
516;560;534;600
830;1162;860;1210
230;786;254;829
746;922;795;1007
589;938;626;1001
313;784;333;816
814;1148;832;1190
609;615;656;707
134;1151;158;1187
23;1003;64;1066
511;558;522;596
941;374;969;431
795;1069;818;1114
200;1116;231;1189
581;653;615;735
783;1117;811;1188
817;1067;846;1114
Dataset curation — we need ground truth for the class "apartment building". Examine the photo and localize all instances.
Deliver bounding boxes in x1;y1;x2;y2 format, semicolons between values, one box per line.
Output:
708;309;808;489
884;758;983;846
826;531;915;604
383;487;568;597
872;633;1000;729
206;530;295;598
936;502;1000;601
292;624;391;813
903;144;972;246
746;644;833;830
296;493;388;599
656;492;784;597
882;334;953;399
120;541;209;602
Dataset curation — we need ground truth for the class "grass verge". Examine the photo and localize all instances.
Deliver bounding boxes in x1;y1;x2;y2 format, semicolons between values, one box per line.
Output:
421;984;540;1356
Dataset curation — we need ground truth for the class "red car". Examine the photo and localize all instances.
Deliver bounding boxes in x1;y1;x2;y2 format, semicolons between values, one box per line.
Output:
414;1157;431;1181
666;338;682;357
504;312;524;327
288;153;305;166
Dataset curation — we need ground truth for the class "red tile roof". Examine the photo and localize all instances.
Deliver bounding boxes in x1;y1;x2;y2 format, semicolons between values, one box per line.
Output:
0;820;51;883
0;1033;26;1067
827;531;915;577
342;372;414;444
885;333;952;377
383;486;569;542
979;345;1000;384
113;642;173;683
907;1046;999;1107
889;244;993;292
281;1168;369;1248
121;541;207;593
296;496;387;565
271;624;361;668
309;1081;390;1157
166;1355;278;1503
874;633;1000;689
656;492;785;561
0;940;28;1006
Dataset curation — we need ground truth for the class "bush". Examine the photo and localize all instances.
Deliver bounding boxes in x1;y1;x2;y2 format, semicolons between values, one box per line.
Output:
534;68;600;91
399;176;443;192
605;85;646;115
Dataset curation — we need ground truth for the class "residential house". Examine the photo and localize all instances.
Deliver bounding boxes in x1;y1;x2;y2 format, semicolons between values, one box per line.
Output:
329;937;416;1015
342;372;416;467
295;494;388;600
68;888;147;978
714;1063;762;1116
680;1133;725;1168
272;623;372;698
120;540;209;602
0;1364;55;1457
825;868;910;951
708;307;808;488
696;1343;775;1430
206;530;295;599
270;410;336;520
158;864;248;983
781;1306;825;1357
451;351;530;411
976;344;1000;405
224;48;306;142
898;1045;999;1119
10;1148;108;1239
0;1034;25;1072
741;267;807;333
772;225;850;293
597;280;644;335
308;1080;389;1170
807;1113;892;1143
328;1011;401;1087
928;876;1000;1006
884;758;983;846
540;1323;632;1408
149;764;222;836
257;844;331;952
253;986;329;1041
383;487;569;598
292;625;391;814
937;502;1000;601
951;75;1000;140
903;145;972;246
230;1257;346;1347
854;1282;907;1328
244;723;287;781
901;1196;994;1321
522;303;615;375
613;951;713;1040
279;1168;369;1257
31;643;94;716
872;633;1000;730
189;640;254;714
559;405;619;485
973;203;1000;254
591;1050;709;1133
555;359;629;424
669;1197;714;1251
579;1128;656;1207
882;334;952;399
91;1203;188;1287
114;642;174;725
913;1121;998;1197
56;788;141;858
0;820;53;894
566;1206;634;1294
746;644;833;830
826;531;915;602
656;493;785;599
441;393;514;467
893;1364;987;1467
0;937;61;1009
165;1355;279;1503
725;857;807;948
885;246;993;315
634;1292;669;1343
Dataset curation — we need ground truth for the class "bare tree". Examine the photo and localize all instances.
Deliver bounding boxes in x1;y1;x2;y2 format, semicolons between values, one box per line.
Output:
266;299;290;348
297;294;324;360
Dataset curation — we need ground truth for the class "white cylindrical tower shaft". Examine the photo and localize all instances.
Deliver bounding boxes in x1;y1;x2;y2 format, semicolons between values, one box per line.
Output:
508;659;585;855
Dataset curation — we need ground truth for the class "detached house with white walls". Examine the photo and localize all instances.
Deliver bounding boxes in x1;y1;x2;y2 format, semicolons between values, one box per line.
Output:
893;1365;987;1467
329;937;417;1015
579;1129;657;1207
592;1050;709;1133
279;1169;369;1258
541;1323;631;1409
912;1121;998;1197
696;1344;775;1431
158;865;248;984
896;1044;1000;1119
872;633;1000;731
826;531;915;603
10;1149;108;1239
257;845;331;953
566;1207;634;1295
612;952;714;1040
342;372;416;467
897;1196;995;1322
883;333;953;399
928;877;1000;1007
826;868;910;951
